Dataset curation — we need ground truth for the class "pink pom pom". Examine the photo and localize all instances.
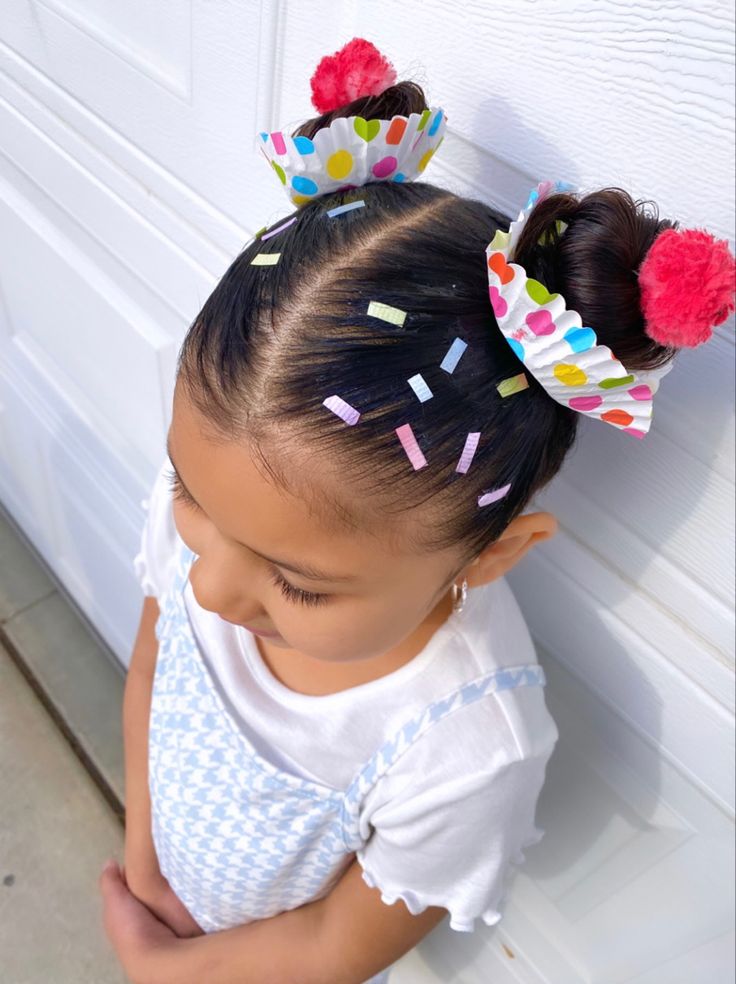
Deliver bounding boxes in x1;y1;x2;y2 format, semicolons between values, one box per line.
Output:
310;38;397;115
638;227;736;348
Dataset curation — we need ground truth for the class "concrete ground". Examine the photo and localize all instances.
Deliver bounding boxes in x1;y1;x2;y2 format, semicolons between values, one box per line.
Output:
0;508;127;983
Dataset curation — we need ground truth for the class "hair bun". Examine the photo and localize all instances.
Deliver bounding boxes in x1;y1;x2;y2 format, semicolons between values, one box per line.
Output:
310;38;397;115
638;227;736;348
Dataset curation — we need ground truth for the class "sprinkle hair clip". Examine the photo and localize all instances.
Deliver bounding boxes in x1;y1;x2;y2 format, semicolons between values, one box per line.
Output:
254;38;736;497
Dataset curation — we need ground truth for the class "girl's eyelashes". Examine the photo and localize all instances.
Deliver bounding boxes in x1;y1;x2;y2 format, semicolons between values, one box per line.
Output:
166;467;198;509
166;467;329;608
267;567;329;608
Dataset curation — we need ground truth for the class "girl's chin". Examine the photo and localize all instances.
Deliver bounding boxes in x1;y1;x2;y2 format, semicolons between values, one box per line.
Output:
254;632;287;647
250;629;289;649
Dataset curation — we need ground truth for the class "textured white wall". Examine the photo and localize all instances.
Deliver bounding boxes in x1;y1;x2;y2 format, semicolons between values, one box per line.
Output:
0;1;733;980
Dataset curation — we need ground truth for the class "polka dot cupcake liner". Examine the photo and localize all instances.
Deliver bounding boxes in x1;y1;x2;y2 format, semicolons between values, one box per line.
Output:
258;107;447;207
486;180;674;438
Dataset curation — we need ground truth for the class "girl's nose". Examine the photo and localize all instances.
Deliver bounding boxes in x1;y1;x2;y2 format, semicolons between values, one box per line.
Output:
188;553;264;624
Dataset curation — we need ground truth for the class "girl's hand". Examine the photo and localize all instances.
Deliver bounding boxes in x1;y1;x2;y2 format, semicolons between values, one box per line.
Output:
99;859;202;984
127;868;205;939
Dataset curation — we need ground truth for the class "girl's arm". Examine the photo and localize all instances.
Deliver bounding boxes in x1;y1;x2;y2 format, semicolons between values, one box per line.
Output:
123;597;203;937
123;595;165;895
146;858;447;984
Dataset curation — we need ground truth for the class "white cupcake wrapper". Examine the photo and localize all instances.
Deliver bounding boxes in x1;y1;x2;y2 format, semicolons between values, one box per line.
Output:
257;107;447;206
487;180;673;437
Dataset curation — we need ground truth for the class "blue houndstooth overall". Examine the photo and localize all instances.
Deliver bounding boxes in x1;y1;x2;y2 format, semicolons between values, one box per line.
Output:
148;538;547;984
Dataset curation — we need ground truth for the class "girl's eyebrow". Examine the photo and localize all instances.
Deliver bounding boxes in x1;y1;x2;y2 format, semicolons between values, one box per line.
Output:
165;433;357;584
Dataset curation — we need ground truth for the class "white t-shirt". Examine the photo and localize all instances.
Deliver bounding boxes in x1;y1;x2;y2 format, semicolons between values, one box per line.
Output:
134;456;560;932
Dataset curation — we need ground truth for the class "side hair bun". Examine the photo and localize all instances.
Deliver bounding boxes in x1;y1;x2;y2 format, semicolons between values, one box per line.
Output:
638;227;736;348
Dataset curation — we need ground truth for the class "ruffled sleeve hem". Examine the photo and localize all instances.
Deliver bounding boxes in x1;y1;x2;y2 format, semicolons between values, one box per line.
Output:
133;549;158;597
132;495;159;597
357;823;547;934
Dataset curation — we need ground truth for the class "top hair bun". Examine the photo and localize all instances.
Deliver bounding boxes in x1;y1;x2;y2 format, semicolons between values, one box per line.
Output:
310;37;398;115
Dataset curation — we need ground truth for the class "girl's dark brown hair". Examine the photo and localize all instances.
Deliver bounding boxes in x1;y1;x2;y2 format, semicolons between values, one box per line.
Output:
177;81;679;577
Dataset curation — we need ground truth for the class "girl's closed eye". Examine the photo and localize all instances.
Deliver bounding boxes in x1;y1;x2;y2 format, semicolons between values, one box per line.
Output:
267;568;329;607
165;467;329;607
166;466;196;508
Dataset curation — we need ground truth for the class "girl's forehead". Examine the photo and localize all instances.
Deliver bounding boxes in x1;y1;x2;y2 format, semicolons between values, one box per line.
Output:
169;390;438;581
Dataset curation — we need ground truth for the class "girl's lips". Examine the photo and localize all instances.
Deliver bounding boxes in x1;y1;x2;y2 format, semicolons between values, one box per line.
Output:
221;614;280;638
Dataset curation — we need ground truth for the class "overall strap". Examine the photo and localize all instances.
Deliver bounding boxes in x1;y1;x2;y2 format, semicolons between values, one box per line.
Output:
154;540;196;643
340;663;546;851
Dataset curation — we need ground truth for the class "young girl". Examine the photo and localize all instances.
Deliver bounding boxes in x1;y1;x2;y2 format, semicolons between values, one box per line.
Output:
101;38;735;984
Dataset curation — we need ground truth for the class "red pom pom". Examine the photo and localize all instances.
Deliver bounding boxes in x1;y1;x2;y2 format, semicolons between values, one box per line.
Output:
638;227;736;348
310;38;397;115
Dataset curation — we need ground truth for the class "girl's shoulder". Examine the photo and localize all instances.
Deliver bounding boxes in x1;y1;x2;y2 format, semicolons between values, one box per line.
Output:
360;580;559;804
452;577;559;756
354;644;559;927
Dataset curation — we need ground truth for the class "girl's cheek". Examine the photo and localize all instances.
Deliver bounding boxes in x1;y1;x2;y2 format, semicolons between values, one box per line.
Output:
171;500;186;535
172;501;199;548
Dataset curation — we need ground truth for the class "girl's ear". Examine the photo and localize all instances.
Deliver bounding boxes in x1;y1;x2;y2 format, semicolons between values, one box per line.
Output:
465;511;559;586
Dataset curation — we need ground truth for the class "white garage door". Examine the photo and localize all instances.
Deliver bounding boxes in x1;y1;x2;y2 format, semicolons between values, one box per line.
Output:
1;2;733;981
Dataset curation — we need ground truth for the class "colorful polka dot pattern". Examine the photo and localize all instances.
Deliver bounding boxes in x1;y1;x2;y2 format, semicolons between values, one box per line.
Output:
258;107;446;207
485;180;666;437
